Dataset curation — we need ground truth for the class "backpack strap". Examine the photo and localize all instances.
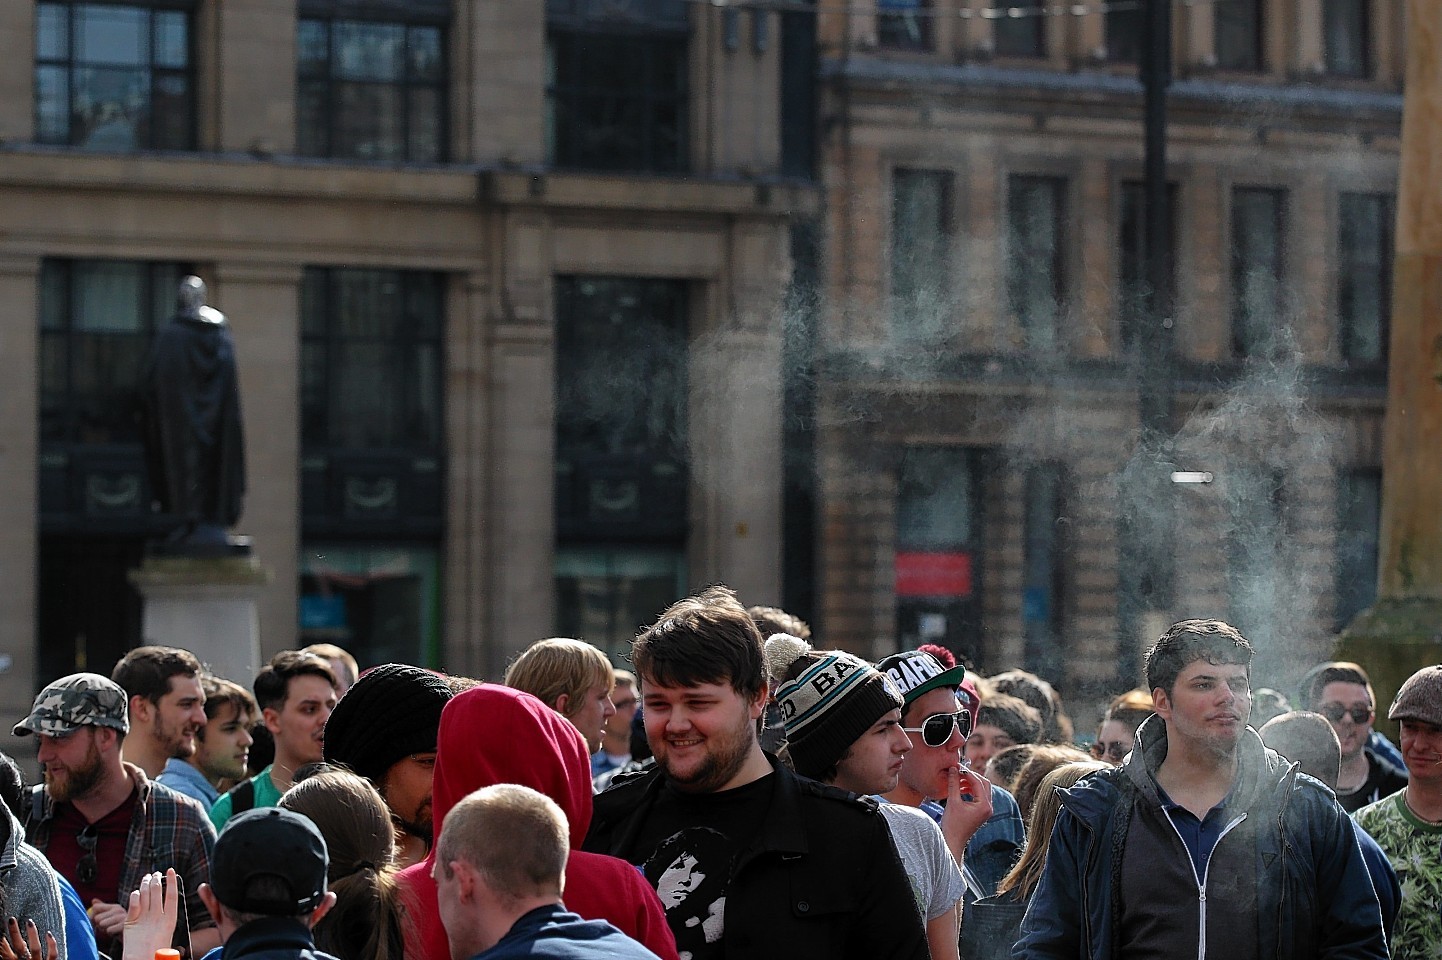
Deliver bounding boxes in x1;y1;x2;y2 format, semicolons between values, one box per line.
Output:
224;778;256;816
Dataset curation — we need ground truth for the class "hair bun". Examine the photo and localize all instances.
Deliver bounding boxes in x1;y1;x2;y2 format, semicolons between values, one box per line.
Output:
764;633;812;682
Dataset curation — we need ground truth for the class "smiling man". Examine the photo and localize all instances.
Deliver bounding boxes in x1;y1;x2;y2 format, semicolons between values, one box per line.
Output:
160;675;257;808
111;645;208;780
1299;662;1409;813
584;585;928;960
1017;619;1387;960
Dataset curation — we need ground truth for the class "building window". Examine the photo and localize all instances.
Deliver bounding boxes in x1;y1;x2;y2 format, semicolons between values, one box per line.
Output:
1118;180;1178;352
891;169;952;341
1007;175;1067;348
40;259;189;446
301;268;444;452
1338;193;1393;364
554;277;689;542
547;28;688;173
1105;6;1141;62
1323;0;1370;77
1335;469;1380;629
297;18;446;162
878;0;931;50
992;7;1045;58
1231;187;1286;357
554;547;687;657
896;447;983;653
1022;463;1067;678
300;545;441;668
1215;0;1263;71
35;2;194;150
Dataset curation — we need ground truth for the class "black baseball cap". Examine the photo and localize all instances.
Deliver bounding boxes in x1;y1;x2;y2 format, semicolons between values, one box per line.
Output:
877;650;970;708
211;808;328;915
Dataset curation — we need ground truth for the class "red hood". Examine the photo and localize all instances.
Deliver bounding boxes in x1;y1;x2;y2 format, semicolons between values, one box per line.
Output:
431;683;592;845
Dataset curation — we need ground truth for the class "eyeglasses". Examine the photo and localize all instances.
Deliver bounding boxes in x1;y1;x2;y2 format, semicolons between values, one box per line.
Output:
902;709;973;748
1090;740;1129;762
1318;703;1372;725
76;823;98;885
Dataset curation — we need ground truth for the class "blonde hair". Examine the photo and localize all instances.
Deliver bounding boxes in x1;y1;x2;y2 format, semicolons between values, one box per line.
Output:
503;638;613;718
436;784;567;903
996;760;1110;901
302;643;359;689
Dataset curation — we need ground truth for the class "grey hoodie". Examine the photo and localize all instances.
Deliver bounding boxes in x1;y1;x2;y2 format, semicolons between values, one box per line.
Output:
1;802;67;959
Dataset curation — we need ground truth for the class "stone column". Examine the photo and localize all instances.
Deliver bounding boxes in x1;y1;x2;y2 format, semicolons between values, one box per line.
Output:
1338;0;1442;718
0;256;40;748
129;556;272;685
0;4;34;143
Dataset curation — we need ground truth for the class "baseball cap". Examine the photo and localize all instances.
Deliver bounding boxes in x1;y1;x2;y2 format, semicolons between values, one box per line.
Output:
876;650;969;708
1388;664;1442;728
14;673;130;737
211;808;329;915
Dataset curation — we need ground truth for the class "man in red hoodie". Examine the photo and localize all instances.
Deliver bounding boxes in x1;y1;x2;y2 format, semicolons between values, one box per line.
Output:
395;684;678;960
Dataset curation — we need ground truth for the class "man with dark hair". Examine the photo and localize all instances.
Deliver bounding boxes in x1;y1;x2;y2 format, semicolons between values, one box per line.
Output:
196;807;339;960
112;646;208;780
1258;711;1400;944
211;652;337;828
433;784;659;960
585;585;928;960
322;663;455;868
18;673;220;956
161;676;258;809
1298;661;1408;812
1017;619;1387;959
1354;664;1442;960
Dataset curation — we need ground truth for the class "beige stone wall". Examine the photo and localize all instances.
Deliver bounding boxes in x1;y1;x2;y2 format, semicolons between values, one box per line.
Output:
818;0;1401;707
0;5;34;144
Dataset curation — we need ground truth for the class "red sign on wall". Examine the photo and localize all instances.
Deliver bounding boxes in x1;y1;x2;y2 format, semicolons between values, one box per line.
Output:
895;551;973;597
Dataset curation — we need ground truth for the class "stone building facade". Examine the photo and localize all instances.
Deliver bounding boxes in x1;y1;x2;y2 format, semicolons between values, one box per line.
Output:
814;0;1402;710
0;0;811;727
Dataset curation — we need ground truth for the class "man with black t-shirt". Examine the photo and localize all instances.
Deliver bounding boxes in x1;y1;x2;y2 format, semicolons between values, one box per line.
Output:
584;585;928;960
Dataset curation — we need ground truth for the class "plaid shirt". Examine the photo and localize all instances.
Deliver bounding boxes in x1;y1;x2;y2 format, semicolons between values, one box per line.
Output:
28;761;217;953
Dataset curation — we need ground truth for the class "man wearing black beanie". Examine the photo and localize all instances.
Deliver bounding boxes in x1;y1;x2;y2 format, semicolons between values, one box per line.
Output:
322;663;454;868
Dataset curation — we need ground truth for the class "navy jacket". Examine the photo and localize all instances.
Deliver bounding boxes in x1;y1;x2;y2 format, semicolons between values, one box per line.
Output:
473;904;659;959
1014;716;1387;960
204;917;341;960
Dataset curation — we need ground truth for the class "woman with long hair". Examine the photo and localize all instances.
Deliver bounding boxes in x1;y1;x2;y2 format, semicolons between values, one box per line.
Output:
279;769;406;960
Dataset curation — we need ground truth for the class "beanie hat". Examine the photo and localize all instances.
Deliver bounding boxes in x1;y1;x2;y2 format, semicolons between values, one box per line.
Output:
1388;664;1442;728
764;634;903;780
323;663;454;783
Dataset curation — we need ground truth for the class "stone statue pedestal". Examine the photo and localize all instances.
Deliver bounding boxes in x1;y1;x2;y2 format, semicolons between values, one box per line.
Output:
129;555;273;684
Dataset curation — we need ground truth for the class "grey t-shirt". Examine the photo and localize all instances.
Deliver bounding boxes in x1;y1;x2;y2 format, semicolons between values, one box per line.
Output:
880;802;968;921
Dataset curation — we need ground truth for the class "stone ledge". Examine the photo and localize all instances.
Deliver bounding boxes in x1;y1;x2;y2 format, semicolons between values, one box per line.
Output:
128;555;274;590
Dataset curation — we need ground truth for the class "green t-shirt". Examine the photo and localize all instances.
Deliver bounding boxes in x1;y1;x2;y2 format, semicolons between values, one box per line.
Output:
1354;789;1442;960
207;765;281;831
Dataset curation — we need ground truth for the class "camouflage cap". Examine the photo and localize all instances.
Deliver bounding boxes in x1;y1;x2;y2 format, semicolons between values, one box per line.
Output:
14;673;130;737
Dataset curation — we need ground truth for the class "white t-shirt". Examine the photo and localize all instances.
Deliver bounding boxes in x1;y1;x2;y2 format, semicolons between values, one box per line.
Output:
879;802;968;921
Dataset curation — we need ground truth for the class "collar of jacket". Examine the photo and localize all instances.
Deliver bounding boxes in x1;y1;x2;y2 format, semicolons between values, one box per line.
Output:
223;916;320;955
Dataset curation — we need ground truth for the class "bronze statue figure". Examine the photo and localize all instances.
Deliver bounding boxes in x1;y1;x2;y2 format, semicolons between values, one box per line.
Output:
141;276;247;549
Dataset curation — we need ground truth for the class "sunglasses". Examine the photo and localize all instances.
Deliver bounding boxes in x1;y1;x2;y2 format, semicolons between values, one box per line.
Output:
902;709;973;748
76;823;98;886
1318;703;1372;725
1090;740;1129;762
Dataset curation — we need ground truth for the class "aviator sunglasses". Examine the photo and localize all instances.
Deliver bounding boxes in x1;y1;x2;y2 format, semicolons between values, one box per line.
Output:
1318;703;1372;725
902;708;973;748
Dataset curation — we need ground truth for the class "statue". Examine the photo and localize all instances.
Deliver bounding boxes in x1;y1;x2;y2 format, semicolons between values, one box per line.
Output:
141;276;247;551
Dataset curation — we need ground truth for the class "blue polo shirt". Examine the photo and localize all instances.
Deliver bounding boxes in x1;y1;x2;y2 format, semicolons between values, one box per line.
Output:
1156;782;1240;883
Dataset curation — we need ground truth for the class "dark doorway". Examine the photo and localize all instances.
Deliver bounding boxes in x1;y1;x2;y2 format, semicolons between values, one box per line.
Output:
38;535;147;684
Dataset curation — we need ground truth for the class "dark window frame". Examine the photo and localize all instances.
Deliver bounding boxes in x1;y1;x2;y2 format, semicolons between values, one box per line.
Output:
1322;0;1371;78
35;0;196;151
992;5;1046;58
296;16;449;163
1215;0;1264;71
1338;191;1393;365
300;267;446;453
877;0;932;51
1006;174;1068;348
1230;186;1287;358
890;168;954;341
39;258;191;447
1105;5;1141;62
546;26;690;174
1334;468;1381;630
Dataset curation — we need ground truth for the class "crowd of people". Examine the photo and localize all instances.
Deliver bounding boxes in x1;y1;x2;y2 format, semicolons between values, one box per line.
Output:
1;586;1438;960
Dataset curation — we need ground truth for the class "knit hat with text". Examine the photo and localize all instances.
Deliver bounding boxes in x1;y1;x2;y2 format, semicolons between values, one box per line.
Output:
764;634;903;780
